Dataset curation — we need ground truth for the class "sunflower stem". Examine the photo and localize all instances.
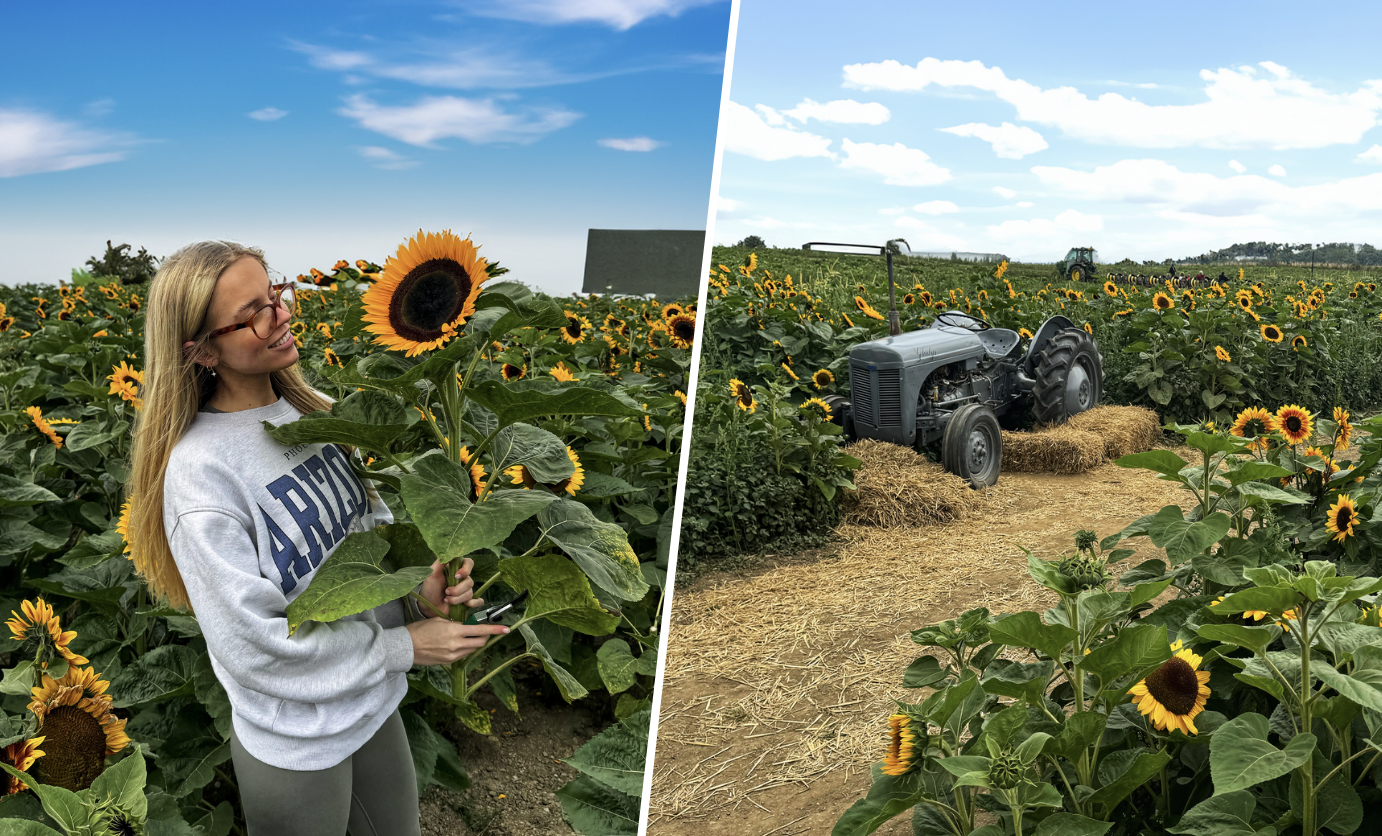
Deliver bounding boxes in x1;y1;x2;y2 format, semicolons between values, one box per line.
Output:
1299;606;1316;836
467;651;534;696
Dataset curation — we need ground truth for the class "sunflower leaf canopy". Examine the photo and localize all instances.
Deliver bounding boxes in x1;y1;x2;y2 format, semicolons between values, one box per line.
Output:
1209;712;1315;793
397;454;557;561
492;423;574;483
466;381;644;429
1146;507;1232;565
1081;623;1172;685
537;499;649;603
108;643;199;708
284;530;433;636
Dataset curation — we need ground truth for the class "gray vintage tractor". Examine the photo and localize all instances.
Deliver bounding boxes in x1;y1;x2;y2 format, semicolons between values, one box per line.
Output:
806;240;1104;489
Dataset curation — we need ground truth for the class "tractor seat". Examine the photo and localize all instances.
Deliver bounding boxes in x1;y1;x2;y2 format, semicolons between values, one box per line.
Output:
979;328;1022;360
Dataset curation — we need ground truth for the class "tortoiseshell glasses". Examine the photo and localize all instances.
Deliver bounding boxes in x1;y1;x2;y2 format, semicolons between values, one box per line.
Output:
206;282;297;340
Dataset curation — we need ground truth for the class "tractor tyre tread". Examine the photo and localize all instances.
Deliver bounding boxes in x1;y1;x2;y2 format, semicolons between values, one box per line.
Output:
1031;328;1102;425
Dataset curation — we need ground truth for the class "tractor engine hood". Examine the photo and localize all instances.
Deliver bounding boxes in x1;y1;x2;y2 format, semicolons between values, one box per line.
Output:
848;322;985;367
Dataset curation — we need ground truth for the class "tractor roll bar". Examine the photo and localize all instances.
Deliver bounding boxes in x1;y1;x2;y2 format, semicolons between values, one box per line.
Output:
802;240;909;337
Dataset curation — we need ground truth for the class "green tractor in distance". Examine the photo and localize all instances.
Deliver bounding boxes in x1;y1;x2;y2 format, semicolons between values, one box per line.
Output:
1057;247;1100;283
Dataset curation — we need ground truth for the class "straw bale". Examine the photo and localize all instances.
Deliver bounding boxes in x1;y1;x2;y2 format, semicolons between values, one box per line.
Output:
1001;425;1105;474
842;439;984;527
1064;405;1163;460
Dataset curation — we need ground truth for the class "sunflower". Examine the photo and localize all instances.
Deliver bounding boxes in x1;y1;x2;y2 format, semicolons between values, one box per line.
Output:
28;675;128;790
105;361;142;396
812;369;835;391
549;363;577;383
456;446;488;496
561;311;593;345
322;347;341;367
642;405;652;433
0;737;45;794
29;667;112;717
504;446;584;496
1292;335;1306;350
361;230;488;357
745;252;758;273
1260;324;1283;343
854;296;885;321
918;291;933;307
0;317;12;332
647;323;668;350
1275;405;1313;445
1334;407;1353;449
1215;345;1231;362
1276;608;1301;632
1327;494;1358;543
6;600;87;672
879;714;918;776
800;398;832;421
660;302;684;321
667;313;695;349
1230;406;1277;454
729;378;756;413
501;363;526;382
1018;328;1034;339
1302;447;1341;477
1236;294;1253;311
1152;292;1174;311
1127;641;1211;735
116;500;133;557
780;362;799;381
25;407;63;450
1103;281;1118;297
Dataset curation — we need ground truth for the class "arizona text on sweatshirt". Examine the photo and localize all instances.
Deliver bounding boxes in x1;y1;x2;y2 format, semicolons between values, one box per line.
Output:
163;390;416;771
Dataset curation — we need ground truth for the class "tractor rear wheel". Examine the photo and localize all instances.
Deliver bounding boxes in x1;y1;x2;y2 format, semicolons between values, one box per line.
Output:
1031;327;1102;424
1070;265;1087;283
941;404;1002;489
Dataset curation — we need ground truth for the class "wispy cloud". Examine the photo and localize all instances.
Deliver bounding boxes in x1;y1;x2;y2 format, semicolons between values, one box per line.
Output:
83;98;116;118
291;40;575;90
839;140;951;187
938;121;1047;159
782;97;890;125
843;58;1382;150
598;136;662;151
448;0;725;30
992;186;1017;199
249;107;289;121
354;145;418;169
717;195;742;212
1229;159;1247;173
0;108;133;178
338;93;580;146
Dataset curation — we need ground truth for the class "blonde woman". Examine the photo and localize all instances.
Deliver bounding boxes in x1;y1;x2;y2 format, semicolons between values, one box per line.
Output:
125;241;507;835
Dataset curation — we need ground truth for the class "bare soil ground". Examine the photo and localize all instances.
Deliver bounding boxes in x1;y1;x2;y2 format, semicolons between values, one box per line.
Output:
647;462;1192;836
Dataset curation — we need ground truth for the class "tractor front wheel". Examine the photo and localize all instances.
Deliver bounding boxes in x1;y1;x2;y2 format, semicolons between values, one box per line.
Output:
1031;327;1103;424
1070;265;1087;283
941;404;1002;489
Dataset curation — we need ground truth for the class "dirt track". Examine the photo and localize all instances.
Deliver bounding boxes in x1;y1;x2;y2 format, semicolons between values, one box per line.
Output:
647;463;1191;836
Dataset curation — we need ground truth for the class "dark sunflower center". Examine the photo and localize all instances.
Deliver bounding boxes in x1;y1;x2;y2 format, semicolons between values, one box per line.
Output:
565;317;582;339
672;319;695;342
1285;416;1303;433
389;260;471;341
1336;507;1354;529
1268;328;1280;339
35;705;106;791
1144;657;1199;716
109;815;136;835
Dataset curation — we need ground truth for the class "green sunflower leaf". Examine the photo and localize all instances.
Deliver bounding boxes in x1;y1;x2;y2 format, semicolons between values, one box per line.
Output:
1210;712;1315;793
0;764;84;833
492;423;575;483
502;552;619;636
538;499;649;602
398;453;557;560
283;530;432;636
467;381;645;431
517;623;589;702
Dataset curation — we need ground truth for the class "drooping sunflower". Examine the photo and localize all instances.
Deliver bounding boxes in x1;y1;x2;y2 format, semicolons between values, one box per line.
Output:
550;362;577;383
361;230;488;357
1260;324;1284;343
501;363;526;382
1230;406;1277;453
1334;407;1353;449
1215;345;1231;362
667;313;696;349
1152;292;1174;311
800;398;832;421
812;369;834;390
729;378;755;413
28;674;128;790
561;311;593;345
1275;405;1313;445
0;737;45;794
1127;641;1211;735
25;407;63;450
1327;494;1358;543
6;599;87;671
881;714;918;776
781;362;799;381
854;296;885;321
674;390;687;407
116;500;133;557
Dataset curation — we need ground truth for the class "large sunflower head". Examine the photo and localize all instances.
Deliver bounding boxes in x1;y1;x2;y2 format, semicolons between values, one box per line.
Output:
0;737;44;794
1261;323;1284;343
6;599;88;671
30;667;112;718
361;230;488;357
729;378;755;413
1152;292;1174;311
29;677;127;790
812;368;834;390
1327;494;1358;543
561;311;592;345
1127;642;1211;735
667;313;696;349
1275;405;1314;446
106;361;142;396
1231;407;1278;453
881;714;917;776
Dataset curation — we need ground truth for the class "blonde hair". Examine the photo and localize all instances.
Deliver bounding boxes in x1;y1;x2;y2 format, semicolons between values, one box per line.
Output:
126;240;379;613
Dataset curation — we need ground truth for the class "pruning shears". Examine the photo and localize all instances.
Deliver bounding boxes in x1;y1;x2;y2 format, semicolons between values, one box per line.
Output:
465;591;529;625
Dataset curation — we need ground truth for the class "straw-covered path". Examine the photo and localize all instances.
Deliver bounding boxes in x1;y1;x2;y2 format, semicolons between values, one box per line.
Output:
648;424;1190;836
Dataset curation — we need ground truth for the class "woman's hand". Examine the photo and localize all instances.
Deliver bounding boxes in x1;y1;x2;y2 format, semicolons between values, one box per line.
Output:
406;619;509;666
418;558;484;619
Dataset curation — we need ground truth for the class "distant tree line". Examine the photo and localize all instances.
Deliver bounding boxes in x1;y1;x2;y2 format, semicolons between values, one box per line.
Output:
1175;242;1382;266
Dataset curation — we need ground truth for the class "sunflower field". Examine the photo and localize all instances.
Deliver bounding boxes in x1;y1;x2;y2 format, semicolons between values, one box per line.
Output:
0;230;694;835
836;406;1382;836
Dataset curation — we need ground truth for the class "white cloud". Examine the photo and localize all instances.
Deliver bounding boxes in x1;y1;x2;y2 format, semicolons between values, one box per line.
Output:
716;195;741;212
1015;201;1034;208
839;139;951;186
722;101;834;161
842;57;1382;150
992;186;1017;199
913;200;959;215
1104;80;1162;90
354;146;418;170
1359;144;1382;163
938;122;1047;159
754;104;787;126
291;40;576;90
0;108;130;178
249;107;288;121
1269;164;1287;176
449;0;723;30
1229;159;1246;173
782;98;890;125
598;136;662;151
338;93;579;146
986;210;1103;253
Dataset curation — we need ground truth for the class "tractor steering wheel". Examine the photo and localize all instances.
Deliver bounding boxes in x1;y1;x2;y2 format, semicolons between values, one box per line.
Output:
936;311;992;332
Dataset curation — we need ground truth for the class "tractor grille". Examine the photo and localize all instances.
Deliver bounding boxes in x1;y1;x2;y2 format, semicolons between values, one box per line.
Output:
850;363;873;426
877;369;901;427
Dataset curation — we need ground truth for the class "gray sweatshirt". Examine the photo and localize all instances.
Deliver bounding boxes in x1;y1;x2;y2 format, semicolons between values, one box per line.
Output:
163;390;418;770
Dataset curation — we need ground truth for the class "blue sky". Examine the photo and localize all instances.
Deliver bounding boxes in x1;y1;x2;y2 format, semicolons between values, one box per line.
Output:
1;0;729;295
714;0;1382;264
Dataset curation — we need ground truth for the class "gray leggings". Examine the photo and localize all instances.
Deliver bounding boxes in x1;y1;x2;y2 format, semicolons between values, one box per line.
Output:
228;709;422;836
